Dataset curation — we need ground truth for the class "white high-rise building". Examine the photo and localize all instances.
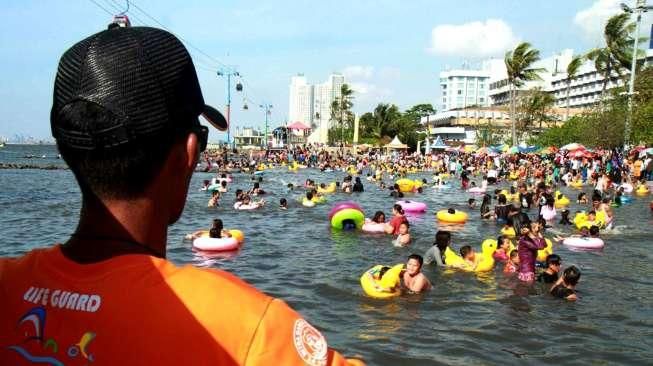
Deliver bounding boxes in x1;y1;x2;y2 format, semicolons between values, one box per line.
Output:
288;74;314;125
439;69;491;111
288;73;345;144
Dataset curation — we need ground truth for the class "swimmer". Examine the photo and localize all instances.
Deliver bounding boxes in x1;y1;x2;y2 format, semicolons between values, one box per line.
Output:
385;204;407;235
287;183;294;191
370;211;386;224
492;235;511;262
401;254;431;293
537;254;561;284
459;245;478;270
503;250;519;274
208;190;220;208
392;222;411;247
279;198;288;210
468;198;477;209
218;180;228;193
559;209;572;225
550;266;581;301
185;219;231;240
424;230;450;266
200;179;210;191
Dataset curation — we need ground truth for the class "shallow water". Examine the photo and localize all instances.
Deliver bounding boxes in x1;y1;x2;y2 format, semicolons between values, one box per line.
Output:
1;144;653;365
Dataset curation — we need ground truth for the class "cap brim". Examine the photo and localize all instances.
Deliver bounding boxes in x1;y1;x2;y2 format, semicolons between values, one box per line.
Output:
201;105;228;131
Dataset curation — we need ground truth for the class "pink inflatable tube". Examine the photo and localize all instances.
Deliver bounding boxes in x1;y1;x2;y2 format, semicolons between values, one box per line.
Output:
467;187;486;194
362;220;387;233
396;200;427;213
562;237;605;249
193;237;240;252
328;201;363;219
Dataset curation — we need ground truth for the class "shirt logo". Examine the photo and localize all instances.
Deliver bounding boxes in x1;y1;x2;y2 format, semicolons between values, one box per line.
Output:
293;319;327;366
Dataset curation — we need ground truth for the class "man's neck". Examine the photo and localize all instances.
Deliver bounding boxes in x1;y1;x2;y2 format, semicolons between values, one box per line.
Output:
62;196;168;263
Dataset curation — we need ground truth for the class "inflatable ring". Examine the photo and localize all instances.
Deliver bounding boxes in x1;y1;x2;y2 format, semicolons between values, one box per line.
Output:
569;180;583;188
396;200;427;213
436;210;468;224
563;237;605;249
500;226;516;239
311;195;327;204
331;208;365;229
302;198;316;207
360;264;403;299
396;178;415;193
536;238;554;262
317;182;337;194
328;201;363;219
620;183;633;193
468;187;486;194
193;236;240;252
362;220;386;233
442;240;496;272
636;185;650;195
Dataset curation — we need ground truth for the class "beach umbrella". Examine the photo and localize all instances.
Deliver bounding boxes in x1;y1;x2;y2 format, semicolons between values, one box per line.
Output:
569;149;592;158
561;143;585;151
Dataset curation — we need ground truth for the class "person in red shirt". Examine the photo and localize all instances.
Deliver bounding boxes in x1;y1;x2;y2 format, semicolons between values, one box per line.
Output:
384;204;407;235
0;26;362;366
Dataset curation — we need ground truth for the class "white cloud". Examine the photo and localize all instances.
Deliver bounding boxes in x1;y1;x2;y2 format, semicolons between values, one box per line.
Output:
575;0;653;43
342;65;375;79
574;0;622;41
428;19;519;58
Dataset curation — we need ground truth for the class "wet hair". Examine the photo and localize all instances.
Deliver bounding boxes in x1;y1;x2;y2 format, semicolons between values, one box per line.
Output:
498;194;507;204
378;266;390;278
546;254;561;266
435;230;451;252
468;198;476;205
559;209;572;225
497;235;509;247
577;192;586;201
287;183;294;189
372;211;386;223
306;191;313;200
589;225;600;237
459;245;473;258
209;219;224;238
280;198;287;206
513;212;531;235
221;180;227;187
407;253;424;267
393;204;404;215
563;266;581;286
235;189;243;197
253;182;260;189
221;173;227;178
320;183;326;188
447;208;456;214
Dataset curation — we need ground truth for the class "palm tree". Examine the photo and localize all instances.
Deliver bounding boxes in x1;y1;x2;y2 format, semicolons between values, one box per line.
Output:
330;84;354;146
367;103;400;145
565;55;584;120
505;42;546;145
586;13;637;95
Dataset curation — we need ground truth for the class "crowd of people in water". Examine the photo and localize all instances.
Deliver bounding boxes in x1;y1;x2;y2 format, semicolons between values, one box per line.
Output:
191;143;653;301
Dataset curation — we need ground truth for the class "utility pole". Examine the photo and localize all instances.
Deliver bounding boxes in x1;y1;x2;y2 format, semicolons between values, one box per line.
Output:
621;0;653;148
259;103;273;149
217;66;241;148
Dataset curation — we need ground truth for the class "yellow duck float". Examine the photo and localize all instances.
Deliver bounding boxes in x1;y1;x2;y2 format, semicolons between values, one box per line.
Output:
317;182;337;194
443;239;496;272
554;190;570;208
360;264;404;299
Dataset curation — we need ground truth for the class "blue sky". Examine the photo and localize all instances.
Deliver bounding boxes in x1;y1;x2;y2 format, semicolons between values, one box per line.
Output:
1;0;650;141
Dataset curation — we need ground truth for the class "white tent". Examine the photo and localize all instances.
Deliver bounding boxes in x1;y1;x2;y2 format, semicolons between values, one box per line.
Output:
384;135;408;150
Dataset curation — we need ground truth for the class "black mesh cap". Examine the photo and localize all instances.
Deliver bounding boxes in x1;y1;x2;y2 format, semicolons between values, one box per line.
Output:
51;26;227;150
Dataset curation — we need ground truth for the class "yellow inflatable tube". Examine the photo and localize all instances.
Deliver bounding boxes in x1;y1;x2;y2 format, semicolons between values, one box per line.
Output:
360;264;404;299
317;182;336;194
396;178;415;193
500;226;516;239
536;238;554;262
443;240;496;272
636;185;650;195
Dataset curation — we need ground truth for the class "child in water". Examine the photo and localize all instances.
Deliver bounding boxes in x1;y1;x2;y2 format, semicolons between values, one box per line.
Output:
537;254;561;284
492;235;512;262
459;245;478;270
550;266;581;301
393;222;411;247
559;209;572;225
503;250;519;274
279;198;288;210
207;190;220;207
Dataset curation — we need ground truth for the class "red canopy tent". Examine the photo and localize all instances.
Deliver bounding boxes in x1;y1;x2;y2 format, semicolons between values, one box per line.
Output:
287;121;311;130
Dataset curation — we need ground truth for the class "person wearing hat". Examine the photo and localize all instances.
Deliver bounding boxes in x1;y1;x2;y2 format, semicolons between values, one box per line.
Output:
0;26;362;366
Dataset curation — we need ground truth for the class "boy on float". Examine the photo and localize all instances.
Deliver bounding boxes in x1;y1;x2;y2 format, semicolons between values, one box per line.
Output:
401;254;431;293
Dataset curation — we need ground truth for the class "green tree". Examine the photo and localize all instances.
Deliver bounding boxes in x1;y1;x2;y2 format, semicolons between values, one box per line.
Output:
505;42;546;145
586;13;638;94
565;55;584;120
359;103;401;145
329;84;355;145
516;87;556;137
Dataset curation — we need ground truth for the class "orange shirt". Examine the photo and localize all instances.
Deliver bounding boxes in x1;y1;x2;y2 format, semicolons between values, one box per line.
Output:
0;245;363;366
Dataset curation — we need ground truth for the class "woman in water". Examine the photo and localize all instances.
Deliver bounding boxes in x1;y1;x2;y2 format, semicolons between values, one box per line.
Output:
371;211;386;224
424;230;451;266
539;194;556;222
185;219;231;240
385;204;407;235
517;219;546;282
480;194;492;219
577;192;588;204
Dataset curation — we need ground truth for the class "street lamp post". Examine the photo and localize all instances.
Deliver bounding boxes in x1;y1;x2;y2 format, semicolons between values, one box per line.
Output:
216;66;241;148
621;0;653;148
259;103;273;149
